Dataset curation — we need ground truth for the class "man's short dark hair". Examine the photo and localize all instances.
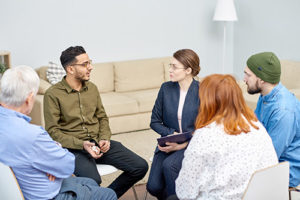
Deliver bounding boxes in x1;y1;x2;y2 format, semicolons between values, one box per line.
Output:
60;46;86;69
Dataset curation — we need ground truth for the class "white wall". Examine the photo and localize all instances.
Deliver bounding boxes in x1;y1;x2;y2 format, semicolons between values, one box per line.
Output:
234;0;300;79
1;0;230;77
4;0;298;79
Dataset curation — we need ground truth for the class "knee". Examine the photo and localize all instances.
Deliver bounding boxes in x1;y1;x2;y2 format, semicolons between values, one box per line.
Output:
132;158;149;178
146;181;163;197
139;158;149;175
94;176;102;185
162;158;180;173
94;187;117;200
105;188;118;200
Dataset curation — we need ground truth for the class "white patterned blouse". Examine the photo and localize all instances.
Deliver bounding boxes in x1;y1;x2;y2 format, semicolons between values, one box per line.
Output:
176;121;278;200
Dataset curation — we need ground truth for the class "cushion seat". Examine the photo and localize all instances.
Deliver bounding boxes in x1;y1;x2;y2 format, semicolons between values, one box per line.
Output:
100;92;139;117
121;88;160;113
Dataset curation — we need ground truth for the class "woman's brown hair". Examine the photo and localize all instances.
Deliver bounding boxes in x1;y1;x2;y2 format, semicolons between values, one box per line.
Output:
173;49;200;77
195;74;258;135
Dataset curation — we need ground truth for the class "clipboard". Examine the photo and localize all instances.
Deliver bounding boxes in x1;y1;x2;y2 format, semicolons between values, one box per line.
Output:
157;131;193;147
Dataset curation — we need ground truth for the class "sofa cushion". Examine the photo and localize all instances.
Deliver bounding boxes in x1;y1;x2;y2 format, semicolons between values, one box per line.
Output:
114;58;166;92
90;62;114;93
121;88;160;113
164;62;170;81
100;92;139;117
280;60;300;89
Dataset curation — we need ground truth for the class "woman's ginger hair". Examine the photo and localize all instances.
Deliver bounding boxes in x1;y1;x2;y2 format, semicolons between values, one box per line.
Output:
195;74;258;135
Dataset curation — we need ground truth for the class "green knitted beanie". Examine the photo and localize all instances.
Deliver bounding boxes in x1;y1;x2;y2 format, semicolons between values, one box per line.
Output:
246;52;281;84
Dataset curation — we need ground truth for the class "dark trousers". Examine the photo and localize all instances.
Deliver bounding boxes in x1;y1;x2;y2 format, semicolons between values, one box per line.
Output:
146;149;185;200
69;140;148;198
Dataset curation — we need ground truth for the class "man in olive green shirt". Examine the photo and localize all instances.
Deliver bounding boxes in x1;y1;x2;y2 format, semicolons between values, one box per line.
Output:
44;46;148;198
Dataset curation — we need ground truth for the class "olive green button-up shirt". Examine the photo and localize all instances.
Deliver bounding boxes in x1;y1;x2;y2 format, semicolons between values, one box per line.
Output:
44;78;111;150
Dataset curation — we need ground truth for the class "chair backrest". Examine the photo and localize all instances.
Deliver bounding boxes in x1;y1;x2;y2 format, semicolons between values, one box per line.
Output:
243;162;289;200
0;162;24;200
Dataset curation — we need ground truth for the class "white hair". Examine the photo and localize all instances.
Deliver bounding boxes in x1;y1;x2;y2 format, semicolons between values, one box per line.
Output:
0;65;40;107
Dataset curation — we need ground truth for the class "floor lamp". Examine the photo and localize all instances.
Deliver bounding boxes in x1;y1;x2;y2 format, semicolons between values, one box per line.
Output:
213;0;238;74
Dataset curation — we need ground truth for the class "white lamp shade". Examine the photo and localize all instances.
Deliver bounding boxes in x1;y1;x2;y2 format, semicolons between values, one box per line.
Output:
213;0;238;21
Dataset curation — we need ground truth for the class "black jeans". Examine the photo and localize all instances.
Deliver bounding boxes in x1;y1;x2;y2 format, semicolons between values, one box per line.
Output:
69;140;148;198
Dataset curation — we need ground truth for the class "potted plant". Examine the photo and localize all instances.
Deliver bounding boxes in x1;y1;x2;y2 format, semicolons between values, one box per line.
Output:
0;63;7;79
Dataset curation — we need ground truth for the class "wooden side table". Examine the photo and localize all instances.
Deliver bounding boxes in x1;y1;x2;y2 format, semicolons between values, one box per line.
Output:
0;50;11;68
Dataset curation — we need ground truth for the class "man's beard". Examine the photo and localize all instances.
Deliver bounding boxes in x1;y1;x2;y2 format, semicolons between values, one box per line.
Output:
247;80;261;94
75;73;89;82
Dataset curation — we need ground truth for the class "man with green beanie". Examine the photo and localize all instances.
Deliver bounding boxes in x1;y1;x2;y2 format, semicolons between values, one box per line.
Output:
244;52;300;188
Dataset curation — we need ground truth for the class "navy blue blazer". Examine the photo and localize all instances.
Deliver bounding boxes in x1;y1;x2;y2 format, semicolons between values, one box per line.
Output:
150;79;200;138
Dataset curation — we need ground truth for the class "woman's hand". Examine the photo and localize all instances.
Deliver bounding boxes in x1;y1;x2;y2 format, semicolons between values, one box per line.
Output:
158;141;188;153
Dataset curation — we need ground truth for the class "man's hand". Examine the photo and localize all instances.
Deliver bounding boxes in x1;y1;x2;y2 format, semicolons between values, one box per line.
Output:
99;140;110;153
158;141;188;153
47;173;56;181
83;141;103;159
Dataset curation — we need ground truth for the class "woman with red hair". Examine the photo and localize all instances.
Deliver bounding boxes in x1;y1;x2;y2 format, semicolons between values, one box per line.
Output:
175;74;278;200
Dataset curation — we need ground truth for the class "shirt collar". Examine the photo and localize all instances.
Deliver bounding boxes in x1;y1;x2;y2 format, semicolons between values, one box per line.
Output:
261;82;283;102
61;77;89;93
0;105;31;122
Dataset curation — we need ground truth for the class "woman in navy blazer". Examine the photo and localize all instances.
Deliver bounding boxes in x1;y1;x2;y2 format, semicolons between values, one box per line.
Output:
146;49;201;199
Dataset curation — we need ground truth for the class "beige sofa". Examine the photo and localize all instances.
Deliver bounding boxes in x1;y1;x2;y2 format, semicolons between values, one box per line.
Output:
30;57;173;134
238;60;300;110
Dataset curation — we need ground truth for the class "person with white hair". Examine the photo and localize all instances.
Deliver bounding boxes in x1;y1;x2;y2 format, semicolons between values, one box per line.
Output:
0;66;117;200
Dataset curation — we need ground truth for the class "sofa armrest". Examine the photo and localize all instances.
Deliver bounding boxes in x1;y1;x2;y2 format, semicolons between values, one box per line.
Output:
38;79;51;95
29;94;45;128
35;66;49;81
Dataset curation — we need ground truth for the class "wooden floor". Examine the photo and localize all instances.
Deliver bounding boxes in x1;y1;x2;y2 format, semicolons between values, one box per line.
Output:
119;184;156;200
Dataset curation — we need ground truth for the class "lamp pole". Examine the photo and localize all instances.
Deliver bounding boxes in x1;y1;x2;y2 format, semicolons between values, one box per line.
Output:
222;22;227;73
213;0;238;74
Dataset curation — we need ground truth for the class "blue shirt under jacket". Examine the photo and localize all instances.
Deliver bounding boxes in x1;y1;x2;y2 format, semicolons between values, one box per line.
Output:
255;83;300;187
150;79;200;137
0;106;75;200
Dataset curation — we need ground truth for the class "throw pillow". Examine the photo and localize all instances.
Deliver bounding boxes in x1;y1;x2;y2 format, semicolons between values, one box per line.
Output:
46;62;66;85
